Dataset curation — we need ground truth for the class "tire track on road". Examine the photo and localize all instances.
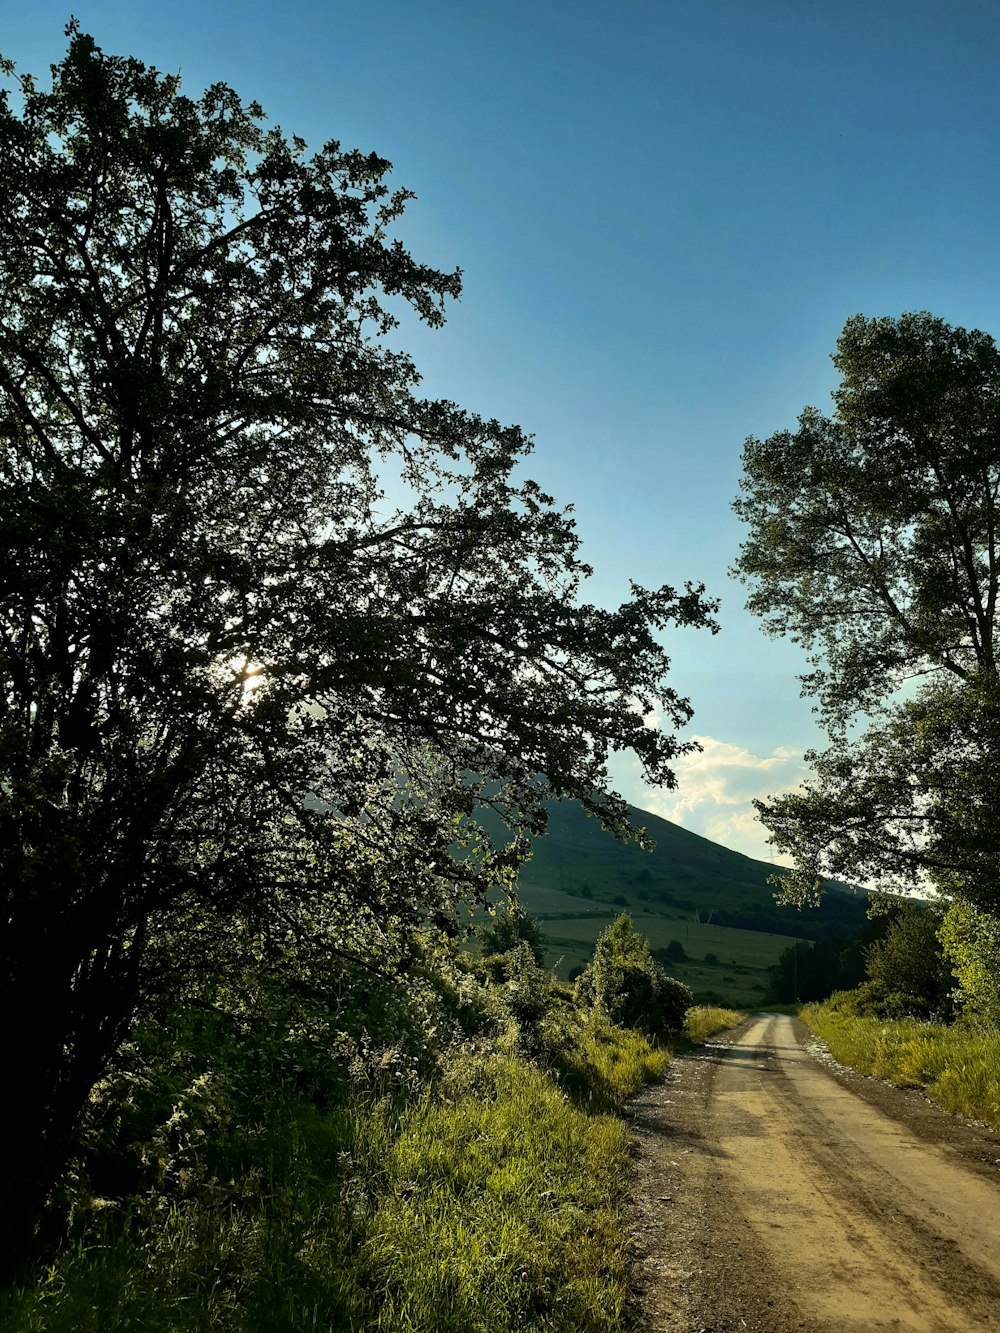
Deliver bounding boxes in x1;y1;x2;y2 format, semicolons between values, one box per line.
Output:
630;1014;1000;1331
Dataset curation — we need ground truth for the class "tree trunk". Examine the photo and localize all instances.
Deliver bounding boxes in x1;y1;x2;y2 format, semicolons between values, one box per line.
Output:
0;900;140;1282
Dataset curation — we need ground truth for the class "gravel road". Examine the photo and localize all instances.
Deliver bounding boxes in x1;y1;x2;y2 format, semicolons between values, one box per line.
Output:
629;1013;1000;1332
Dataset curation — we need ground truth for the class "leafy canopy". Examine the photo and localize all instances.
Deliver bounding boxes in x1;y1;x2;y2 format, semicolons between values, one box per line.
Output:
734;312;1000;908
0;26;715;1262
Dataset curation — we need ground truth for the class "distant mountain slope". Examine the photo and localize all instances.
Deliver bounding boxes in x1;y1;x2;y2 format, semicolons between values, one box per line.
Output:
479;798;867;941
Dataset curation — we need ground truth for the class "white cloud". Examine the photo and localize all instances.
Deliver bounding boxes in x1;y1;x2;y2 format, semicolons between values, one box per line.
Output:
621;735;809;864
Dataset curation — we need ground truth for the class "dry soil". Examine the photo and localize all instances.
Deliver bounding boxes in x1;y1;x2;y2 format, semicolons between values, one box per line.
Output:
628;1013;1000;1332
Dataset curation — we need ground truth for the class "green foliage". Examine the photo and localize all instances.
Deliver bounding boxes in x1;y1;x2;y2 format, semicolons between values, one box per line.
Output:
764;901;924;1006
939;901;1000;1024
768;901;956;1013
734;312;1000;910
664;939;688;962
802;1001;1000;1127
538;990;669;1113
575;914;692;1038
478;905;546;966
864;902;952;1015
0;26;717;1263
487;941;553;1047
827;982;936;1021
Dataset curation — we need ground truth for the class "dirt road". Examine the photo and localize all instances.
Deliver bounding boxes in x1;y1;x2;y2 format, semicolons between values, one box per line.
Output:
629;1013;1000;1331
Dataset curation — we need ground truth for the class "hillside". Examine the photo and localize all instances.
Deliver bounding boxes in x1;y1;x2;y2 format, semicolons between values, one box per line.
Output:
521;799;864;932
474;799;868;1004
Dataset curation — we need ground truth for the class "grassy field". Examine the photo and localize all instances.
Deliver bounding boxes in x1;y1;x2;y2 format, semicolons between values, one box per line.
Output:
468;797;865;1008
474;798;868;940
477;879;800;1006
1;1057;641;1333
542;911;796;1006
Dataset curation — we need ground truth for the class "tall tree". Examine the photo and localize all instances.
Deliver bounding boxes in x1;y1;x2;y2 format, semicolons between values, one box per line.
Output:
733;312;1000;906
0;28;716;1266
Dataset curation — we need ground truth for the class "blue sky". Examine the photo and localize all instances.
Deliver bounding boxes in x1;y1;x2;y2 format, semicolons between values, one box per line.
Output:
7;1;1000;857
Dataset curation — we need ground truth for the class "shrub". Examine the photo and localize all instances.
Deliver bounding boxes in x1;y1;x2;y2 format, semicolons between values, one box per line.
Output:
498;942;551;1032
575;914;691;1038
864;901;952;1014
877;992;933;1020
827;982;934;1021
478;905;546;966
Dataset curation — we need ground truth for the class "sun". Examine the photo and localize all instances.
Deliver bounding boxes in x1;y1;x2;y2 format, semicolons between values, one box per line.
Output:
223;656;266;700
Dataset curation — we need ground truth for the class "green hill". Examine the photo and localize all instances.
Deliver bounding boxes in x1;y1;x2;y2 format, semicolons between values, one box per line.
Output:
474;799;868;1006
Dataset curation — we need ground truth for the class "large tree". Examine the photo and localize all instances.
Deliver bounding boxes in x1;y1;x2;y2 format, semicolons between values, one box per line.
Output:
733;311;1000;908
0;27;716;1265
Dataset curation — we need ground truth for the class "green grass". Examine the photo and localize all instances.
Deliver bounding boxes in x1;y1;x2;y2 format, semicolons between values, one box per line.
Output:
683;1006;746;1043
801;1002;1000;1128
0;1016;668;1333
368;1057;634;1332
543;1007;669;1110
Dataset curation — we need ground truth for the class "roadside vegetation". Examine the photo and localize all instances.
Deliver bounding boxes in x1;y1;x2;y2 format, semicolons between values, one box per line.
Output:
684;1006;746;1044
802;999;1000;1128
0;913;732;1333
796;898;1000;1130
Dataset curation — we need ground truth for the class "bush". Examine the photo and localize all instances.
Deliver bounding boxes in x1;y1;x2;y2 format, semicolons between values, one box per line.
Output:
498;941;551;1033
478;905;546;966
824;982;933;1021
1;1040;642;1333
575;914;691;1039
865;902;952;1013
876;992;933;1020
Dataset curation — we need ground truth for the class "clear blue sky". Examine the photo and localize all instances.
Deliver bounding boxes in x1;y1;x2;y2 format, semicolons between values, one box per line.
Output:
7;1;1000;856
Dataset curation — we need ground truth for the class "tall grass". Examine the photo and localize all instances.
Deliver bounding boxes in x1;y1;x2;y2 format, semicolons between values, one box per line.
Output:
802;1001;1000;1127
683;1006;745;1044
0;1011;665;1333
542;1000;669;1110
368;1056;633;1332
